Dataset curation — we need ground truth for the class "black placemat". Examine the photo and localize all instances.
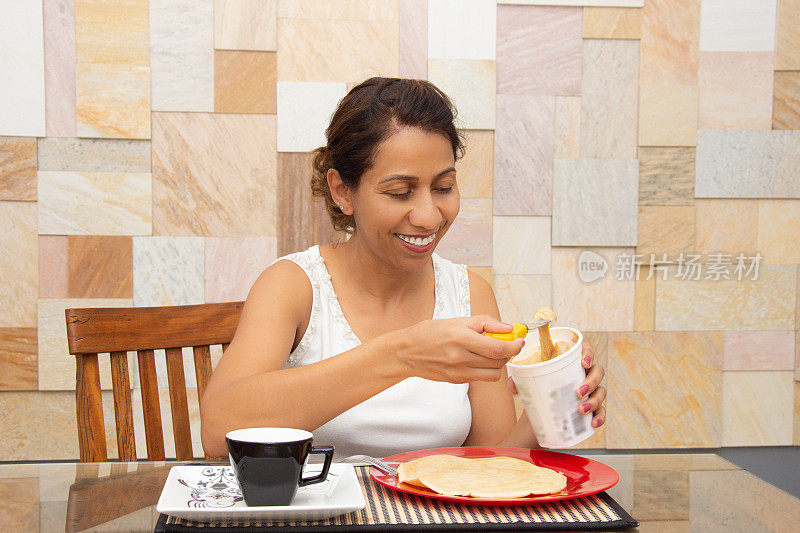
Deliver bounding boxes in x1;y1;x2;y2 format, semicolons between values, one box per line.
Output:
155;467;638;532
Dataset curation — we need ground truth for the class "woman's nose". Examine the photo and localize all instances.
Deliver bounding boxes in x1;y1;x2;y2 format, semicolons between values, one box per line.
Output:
408;192;443;229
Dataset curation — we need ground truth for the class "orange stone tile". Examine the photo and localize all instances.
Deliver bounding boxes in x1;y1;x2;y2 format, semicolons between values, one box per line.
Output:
694;199;758;255
640;0;699;86
607;331;722;448
698;52;774;130
773;71;800;130
38;236;67;299
67;236;133;299
43;0;77;137
775;0;800;70
0;328;37;390
467;267;494;289
457;130;493;199
722;371;793;446
214;51;277;114
0;477;38;529
0;202;37;327
639;84;698;147
634;265;655;331
214;0;277;51
757;199;800;263
0;137;36;201
583;7;641;39
637;206;694;256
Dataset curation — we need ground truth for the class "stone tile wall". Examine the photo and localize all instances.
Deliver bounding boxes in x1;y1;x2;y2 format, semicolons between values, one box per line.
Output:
0;0;798;459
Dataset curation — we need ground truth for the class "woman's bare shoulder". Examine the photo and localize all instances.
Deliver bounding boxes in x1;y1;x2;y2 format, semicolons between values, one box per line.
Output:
245;257;313;316
466;269;498;316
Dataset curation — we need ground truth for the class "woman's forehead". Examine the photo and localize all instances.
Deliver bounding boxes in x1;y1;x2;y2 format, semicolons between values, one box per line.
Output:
368;127;455;176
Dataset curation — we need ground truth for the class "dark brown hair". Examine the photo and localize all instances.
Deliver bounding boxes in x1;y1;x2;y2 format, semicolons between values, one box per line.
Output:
311;77;465;234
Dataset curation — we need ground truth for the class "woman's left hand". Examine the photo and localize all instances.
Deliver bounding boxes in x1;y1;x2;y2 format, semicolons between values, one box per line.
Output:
506;341;606;429
577;342;605;429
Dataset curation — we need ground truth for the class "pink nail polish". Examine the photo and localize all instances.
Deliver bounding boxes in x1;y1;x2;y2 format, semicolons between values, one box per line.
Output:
583;356;592;365
578;385;589;397
581;403;591;414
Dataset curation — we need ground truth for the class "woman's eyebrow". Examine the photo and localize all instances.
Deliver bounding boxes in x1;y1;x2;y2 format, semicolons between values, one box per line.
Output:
378;167;456;184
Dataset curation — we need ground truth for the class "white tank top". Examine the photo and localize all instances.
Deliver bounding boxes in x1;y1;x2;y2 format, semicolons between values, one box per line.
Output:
274;245;473;459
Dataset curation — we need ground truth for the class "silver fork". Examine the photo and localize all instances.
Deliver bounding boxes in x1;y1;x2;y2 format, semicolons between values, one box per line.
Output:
339;455;398;476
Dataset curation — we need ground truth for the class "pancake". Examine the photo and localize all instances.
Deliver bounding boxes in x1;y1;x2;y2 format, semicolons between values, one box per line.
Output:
397;455;567;498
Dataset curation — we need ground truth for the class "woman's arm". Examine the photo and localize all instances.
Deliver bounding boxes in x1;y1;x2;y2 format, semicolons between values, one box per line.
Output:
199;260;406;457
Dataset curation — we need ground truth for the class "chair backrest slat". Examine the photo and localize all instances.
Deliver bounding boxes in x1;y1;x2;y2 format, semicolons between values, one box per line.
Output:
165;348;193;460
75;353;107;462
65;302;243;461
136;349;165;461
109;351;136;462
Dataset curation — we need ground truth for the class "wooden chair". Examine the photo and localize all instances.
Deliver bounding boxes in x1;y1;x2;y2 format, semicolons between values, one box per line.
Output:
65;302;243;462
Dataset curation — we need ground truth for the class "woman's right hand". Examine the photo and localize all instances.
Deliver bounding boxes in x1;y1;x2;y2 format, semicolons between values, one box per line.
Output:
385;315;525;384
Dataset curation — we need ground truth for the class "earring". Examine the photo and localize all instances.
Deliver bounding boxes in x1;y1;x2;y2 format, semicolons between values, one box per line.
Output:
337;203;344;211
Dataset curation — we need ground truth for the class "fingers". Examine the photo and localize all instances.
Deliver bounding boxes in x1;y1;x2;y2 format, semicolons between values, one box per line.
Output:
581;341;595;369
462;331;525;360
506;377;518;395
466;314;513;334
577;362;605;398
578;385;606;415
591;405;606;428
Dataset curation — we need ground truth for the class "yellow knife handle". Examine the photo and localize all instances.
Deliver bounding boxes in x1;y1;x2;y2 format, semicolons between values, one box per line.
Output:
483;324;528;341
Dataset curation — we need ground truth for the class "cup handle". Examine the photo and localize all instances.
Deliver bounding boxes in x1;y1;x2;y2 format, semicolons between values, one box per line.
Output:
299;445;334;487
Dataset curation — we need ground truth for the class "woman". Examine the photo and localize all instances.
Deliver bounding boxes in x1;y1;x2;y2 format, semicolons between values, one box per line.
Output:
200;77;606;459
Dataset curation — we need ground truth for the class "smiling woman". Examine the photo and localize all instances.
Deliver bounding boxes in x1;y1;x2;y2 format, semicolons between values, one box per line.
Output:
199;77;606;459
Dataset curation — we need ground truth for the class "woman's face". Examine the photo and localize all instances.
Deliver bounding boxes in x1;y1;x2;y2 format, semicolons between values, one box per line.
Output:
349;127;460;270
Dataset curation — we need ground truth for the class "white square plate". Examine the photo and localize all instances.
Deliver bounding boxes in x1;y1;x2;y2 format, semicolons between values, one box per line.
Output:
156;464;365;522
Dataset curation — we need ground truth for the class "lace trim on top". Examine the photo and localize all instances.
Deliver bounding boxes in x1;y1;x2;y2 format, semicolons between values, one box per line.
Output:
314;246;446;347
456;263;471;317
281;251;321;367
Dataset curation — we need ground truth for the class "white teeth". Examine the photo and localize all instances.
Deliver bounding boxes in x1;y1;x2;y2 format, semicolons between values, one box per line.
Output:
397;233;435;246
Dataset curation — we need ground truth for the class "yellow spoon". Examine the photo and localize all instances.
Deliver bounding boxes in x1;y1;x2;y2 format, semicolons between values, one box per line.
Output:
483;319;551;341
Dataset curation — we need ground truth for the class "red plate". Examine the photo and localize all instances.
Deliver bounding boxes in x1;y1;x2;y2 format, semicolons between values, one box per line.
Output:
370;447;619;506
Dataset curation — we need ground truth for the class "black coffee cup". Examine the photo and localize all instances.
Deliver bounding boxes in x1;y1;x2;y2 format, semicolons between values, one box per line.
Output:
226;428;334;506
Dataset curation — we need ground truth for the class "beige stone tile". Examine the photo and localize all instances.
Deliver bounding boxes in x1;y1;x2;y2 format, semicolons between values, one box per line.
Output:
695;130;800;198
773;71;800;130
698;52;774;130
694;199;757;255
437;199;492;267
205;237;277;303
214;0;277;51
37;138;150;173
722;371;794;446
640;0;699;86
690;470;800;531
0;202;37;327
276;152;328;256
37;171;152;236
758;199;800;264
552;159;639;247
494;275;551;324
607;332;722;448
583;7;641;39
496;5;582;95
797;330;799;381
580;39;638;159
493;216;550;275
152;112;276;237
656;266;796;331
637;206;694;256
456;130;492;198
75;0;150;138
0;477;38;528
639;84;698;147
0;390;118;460
467;267;494;289
37;298;133;391
277;82;347;152
0;137;36;201
133;237;204;307
277;17;398;82
633;454;691;471
633;470;689;520
551;248;635;332
795;382;799;444
43;0;76;138
399;0;426;78
0;328;37;391
214;51;277;113
38;463;77;501
638;147;694;206
150;0;213;112
776;0;800;70
554;96;580;158
67;236;133;299
494;95;553;215
723;331;795;371
38;236;67;299
634;265;655;331
276;0;397;20
689;454;738;471
428;59;495;129
699;0;777;52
